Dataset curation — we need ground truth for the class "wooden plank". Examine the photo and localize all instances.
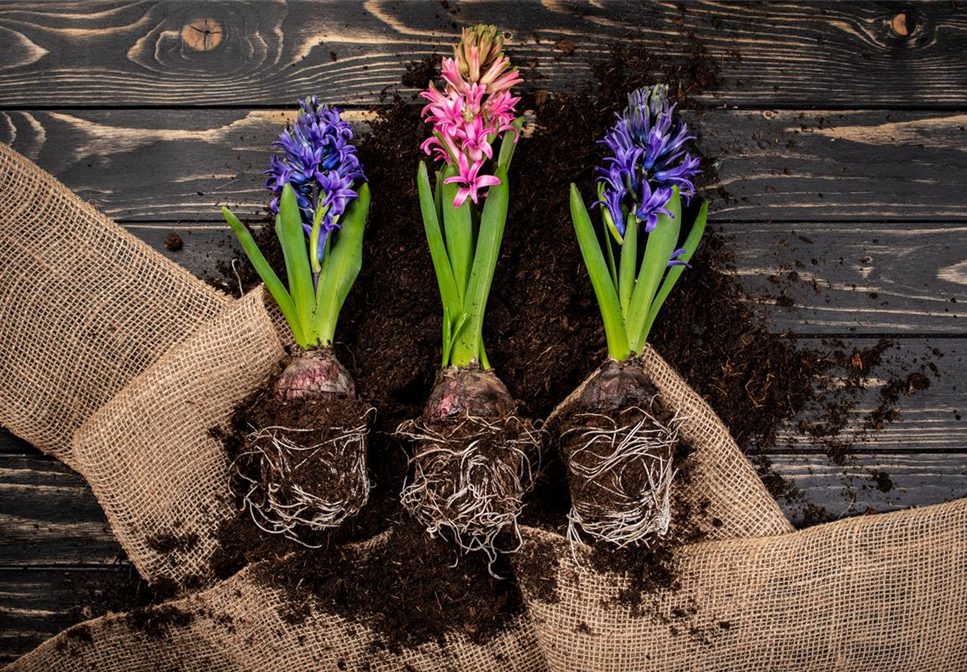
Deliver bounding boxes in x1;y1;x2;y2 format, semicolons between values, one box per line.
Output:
0;456;120;566
0;2;966;108
729;224;967;334
0;335;963;568
0;567;146;665
123;222;967;334
758;338;966;453
1;335;963;458
772;452;967;527
4;109;967;223
700;109;967;221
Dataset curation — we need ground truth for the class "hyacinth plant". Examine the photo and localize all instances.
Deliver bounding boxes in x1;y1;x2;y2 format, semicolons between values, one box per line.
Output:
221;97;372;545
396;25;537;565
553;85;708;548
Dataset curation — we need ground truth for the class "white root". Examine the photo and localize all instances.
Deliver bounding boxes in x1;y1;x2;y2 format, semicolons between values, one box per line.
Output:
396;414;540;567
233;412;372;548
564;407;685;549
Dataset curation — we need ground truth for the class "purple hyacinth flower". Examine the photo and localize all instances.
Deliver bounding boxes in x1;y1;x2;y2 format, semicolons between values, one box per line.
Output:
264;96;366;265
594;84;701;242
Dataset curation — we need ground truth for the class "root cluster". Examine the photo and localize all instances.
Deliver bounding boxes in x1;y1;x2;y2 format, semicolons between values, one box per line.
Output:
234;414;371;547
564;407;683;548
397;414;540;565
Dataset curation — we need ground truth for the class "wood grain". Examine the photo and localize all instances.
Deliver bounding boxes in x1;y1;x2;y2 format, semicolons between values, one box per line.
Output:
0;567;145;665
0;456;120;566
124;221;967;335
4;108;967;223
0;2;966;108
771;452;967;526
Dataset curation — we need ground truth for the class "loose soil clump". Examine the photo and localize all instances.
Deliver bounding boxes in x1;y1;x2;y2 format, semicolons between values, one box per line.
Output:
252;517;525;652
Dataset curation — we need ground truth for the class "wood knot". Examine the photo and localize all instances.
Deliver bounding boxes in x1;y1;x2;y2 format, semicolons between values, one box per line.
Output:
182;18;223;51
891;12;912;37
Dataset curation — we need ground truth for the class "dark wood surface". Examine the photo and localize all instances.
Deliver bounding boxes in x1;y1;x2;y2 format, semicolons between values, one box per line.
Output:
1;0;966;663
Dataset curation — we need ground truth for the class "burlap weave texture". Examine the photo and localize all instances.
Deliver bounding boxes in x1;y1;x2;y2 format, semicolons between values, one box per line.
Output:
0;143;228;468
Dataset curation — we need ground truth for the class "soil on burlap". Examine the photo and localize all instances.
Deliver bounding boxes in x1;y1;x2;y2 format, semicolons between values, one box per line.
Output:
254;518;524;653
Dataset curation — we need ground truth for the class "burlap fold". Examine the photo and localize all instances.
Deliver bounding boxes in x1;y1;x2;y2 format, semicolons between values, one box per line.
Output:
6;535;549;672
0;142;228;467
515;497;967;672
72;287;289;589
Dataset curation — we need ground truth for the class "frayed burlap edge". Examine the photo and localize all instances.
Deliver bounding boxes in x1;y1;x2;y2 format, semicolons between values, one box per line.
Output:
72;287;290;590
0;142;228;467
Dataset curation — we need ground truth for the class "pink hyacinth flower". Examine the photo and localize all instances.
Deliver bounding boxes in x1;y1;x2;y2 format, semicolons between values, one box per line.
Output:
445;152;502;208
420;24;521;209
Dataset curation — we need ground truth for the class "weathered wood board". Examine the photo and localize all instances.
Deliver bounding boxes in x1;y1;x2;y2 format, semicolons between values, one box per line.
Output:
0;2;965;108
3;109;967;222
1;0;966;665
1;450;965;663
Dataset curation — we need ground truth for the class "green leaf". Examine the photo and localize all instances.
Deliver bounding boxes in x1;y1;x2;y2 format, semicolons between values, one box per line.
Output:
641;200;708;343
442;306;452;368
308;203;329;275
434;168;445;222
626;188;682;355
276;184;317;345
313;182;370;344
497;117;525;171
450;166;510;367
618;211;637;317
441;164;474;303
222;207;307;348
569;184;630;361
419;162;462;319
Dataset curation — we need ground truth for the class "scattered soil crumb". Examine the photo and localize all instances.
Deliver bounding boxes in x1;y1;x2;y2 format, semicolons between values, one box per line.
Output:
162;232;183;251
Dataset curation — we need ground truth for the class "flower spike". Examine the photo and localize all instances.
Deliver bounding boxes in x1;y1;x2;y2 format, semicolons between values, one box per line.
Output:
264;96;367;265
595;85;701;241
421;24;521;208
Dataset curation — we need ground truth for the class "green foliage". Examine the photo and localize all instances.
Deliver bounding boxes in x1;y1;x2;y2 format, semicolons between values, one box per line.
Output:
420;117;524;368
222;182;370;349
570;185;707;360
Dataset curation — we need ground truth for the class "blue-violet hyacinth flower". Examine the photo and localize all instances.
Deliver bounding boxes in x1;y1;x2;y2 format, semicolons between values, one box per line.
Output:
595;84;701;240
264;96;366;264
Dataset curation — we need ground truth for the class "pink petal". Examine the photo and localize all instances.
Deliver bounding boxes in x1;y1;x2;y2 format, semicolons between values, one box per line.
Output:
453;188;471;209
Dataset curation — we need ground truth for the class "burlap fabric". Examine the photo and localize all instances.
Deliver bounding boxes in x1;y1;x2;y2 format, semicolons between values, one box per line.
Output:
7;534;549;672
515;498;967;671
0;143;228;468
72;287;290;588
548;345;794;541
